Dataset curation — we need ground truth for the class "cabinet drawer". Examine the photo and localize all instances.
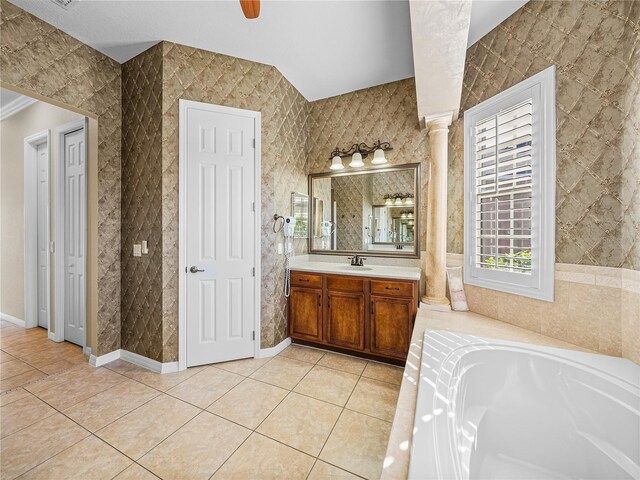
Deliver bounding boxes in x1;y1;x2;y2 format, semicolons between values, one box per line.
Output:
326;275;364;292
290;271;322;288
370;280;415;298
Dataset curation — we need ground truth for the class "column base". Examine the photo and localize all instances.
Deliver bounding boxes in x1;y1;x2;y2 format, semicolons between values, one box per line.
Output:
421;296;451;312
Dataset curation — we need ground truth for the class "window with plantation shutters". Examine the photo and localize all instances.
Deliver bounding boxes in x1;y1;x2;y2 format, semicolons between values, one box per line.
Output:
464;66;556;302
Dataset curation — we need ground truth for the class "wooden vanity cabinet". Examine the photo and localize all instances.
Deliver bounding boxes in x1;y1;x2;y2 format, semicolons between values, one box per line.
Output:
288;286;323;342
288;271;418;361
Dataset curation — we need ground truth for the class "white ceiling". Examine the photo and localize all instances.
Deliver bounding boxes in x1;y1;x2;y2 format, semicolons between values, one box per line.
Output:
9;0;527;101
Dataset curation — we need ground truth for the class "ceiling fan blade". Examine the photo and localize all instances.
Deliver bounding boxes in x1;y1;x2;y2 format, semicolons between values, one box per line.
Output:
240;0;260;19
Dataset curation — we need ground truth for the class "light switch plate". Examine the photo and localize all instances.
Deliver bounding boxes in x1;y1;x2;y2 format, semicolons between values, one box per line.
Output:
133;244;142;257
141;240;149;254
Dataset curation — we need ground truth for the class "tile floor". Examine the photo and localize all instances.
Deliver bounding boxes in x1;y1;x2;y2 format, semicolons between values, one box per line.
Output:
0;322;403;479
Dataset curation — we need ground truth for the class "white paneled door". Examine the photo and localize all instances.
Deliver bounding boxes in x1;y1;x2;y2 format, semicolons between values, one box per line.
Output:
36;142;50;329
185;103;257;367
63;127;86;346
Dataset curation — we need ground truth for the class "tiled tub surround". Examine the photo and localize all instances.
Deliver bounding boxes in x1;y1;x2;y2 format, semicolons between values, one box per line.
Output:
381;307;598;480
1;321;403;480
460;260;640;364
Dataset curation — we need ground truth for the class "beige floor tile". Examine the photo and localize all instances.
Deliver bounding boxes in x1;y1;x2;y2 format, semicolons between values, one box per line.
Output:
211;433;315;480
140;411;250;480
250;356;313;389
0;387;30;407
320;409;392;480
64;379;160;431
113;361;204;392
257;392;341;456
19;435;132;480
362;361;403;385
346;377;399;421
208;378;287;429
0;351;16;363
0;413;90;480
1;359;36;380
317;352;368;376
26;364;125;410
37;355;87;375
293;365;358;406
113;464;160;480
279;344;326;364
308;460;361;479
213;357;272;376
167;366;244;408
96;394;200;460
0;369;47;393
1;393;56;438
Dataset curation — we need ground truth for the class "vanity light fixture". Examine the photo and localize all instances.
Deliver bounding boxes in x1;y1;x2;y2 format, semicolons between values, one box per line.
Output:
330;155;345;170
404;193;414;206
384;194;393;206
329;140;392;169
394;196;404;206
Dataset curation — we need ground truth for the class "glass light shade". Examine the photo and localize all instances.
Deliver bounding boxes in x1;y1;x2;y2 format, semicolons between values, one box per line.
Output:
408;212;414;219
385;197;393;206
330;155;344;170
371;148;387;165
404;196;414;205
401;212;407;219
394;197;403;205
349;152;364;168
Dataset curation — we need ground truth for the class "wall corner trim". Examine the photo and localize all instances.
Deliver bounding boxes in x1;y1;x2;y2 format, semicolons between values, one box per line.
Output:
0;312;26;328
258;337;292;358
88;349;179;373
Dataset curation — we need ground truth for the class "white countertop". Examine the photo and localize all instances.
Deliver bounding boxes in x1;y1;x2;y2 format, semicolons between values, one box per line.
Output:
288;257;421;281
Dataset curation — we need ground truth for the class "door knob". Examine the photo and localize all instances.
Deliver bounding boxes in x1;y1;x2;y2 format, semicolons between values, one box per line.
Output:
190;266;204;273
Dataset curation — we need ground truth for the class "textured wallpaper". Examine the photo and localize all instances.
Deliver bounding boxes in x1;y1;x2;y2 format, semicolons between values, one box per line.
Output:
121;44;164;361
160;42;309;357
449;0;640;268
0;0;122;355
308;79;430;251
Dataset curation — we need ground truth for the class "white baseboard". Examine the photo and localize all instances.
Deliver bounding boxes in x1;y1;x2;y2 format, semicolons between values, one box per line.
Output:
89;349;178;373
259;337;291;358
120;349;179;374
89;349;121;368
0;312;26;328
83;346;92;356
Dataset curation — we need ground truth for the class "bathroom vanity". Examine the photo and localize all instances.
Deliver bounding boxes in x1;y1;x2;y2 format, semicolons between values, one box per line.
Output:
287;260;420;363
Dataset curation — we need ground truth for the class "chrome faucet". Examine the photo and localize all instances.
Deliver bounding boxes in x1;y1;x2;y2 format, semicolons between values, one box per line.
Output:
348;255;366;266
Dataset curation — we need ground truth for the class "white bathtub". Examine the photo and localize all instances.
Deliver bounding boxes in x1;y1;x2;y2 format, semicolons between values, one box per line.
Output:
409;330;640;480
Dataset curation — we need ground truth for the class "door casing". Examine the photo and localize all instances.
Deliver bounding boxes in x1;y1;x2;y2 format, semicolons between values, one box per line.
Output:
54;117;87;348
178;99;262;371
23;130;50;331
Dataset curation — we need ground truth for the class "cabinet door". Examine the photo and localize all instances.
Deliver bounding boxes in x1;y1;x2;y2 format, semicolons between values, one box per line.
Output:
289;287;322;342
326;291;365;350
369;295;413;358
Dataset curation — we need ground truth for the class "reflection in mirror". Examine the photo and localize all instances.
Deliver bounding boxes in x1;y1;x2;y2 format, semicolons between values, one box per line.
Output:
290;192;309;238
309;163;420;257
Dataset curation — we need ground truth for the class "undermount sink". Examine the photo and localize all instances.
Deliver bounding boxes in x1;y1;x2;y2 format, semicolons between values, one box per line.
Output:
341;265;374;271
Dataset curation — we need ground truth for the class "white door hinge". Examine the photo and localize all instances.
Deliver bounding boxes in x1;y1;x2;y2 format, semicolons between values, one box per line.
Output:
252;202;255;212
252;330;256;341
251;267;255;277
252;138;256;148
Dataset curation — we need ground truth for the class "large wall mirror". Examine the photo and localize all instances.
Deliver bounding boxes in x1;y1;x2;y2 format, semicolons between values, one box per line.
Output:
308;163;420;258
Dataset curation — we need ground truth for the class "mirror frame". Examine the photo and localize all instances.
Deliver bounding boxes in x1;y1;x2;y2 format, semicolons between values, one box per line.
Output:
308;162;421;258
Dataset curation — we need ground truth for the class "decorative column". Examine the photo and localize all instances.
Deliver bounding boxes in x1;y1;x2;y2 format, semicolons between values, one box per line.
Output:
423;113;452;309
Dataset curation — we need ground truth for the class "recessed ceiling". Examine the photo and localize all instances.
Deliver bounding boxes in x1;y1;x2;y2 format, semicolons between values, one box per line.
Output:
9;0;527;101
